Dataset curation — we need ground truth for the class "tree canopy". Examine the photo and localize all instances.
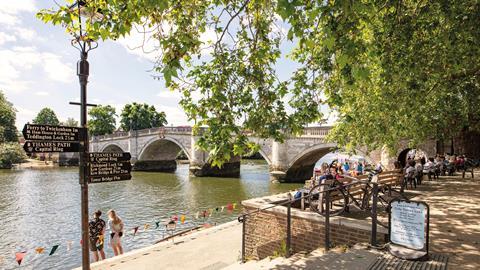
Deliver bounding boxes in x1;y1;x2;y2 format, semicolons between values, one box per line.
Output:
38;1;480;164
120;103;167;131
33;108;60;126
61;117;79;127
0;91;18;143
88;105;117;136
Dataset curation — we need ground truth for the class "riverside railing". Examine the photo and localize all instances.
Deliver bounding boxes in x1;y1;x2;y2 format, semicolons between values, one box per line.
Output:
237;180;382;263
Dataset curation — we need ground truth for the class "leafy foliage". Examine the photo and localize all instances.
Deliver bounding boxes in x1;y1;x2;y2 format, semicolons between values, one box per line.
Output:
38;1;480;164
62;117;79;127
0;142;27;169
0;91;18;143
88;105;117;136
33;108;60;126
120;103;167;131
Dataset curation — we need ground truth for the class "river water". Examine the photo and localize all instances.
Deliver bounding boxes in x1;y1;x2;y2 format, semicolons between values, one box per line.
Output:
0;160;300;270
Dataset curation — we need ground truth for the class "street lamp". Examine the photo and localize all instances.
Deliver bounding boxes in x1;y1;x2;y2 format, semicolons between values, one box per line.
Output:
69;1;103;269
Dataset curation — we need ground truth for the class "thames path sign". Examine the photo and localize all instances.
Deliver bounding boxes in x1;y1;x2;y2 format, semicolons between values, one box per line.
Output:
23;141;80;153
22;124;84;153
87;152;132;183
388;199;430;260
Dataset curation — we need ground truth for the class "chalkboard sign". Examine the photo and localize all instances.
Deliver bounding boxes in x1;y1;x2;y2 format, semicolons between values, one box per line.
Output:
388;199;429;260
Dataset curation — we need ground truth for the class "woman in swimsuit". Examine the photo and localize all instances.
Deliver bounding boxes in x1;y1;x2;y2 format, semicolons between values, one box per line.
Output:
108;209;124;256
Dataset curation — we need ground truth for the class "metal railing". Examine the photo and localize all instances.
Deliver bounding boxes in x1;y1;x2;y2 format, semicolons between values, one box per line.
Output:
237;180;382;263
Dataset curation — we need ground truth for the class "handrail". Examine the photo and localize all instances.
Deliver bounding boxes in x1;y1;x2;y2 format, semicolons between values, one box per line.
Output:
237;184;342;222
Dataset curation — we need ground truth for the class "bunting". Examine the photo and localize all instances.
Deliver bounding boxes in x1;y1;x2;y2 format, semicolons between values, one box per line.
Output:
7;200;243;266
15;251;26;266
49;245;59;256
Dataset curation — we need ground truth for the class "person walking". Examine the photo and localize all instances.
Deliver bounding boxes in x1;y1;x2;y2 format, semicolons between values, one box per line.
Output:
89;210;106;262
107;209;124;256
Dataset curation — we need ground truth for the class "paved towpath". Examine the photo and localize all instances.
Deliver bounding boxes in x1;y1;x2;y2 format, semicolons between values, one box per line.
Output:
79;221;241;270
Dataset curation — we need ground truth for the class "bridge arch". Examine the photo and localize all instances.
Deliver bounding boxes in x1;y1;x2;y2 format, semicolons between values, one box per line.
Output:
137;136;191;161
100;143;125;153
397;148;428;168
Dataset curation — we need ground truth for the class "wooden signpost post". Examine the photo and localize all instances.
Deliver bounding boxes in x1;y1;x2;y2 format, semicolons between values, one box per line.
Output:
388;199;430;260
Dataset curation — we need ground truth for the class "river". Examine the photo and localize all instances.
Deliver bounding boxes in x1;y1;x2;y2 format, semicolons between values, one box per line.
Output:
0;160;300;270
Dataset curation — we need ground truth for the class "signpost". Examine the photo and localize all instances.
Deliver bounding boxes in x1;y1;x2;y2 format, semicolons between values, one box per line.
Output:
23;141;80;153
22;124;83;142
87;152;132;183
22;124;85;154
388;199;430;260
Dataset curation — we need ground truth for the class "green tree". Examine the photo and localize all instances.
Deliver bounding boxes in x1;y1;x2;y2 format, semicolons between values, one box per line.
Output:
0;142;27;169
38;1;480;165
0;91;18;143
120;103;167;131
61;117;78;127
88;105;117;136
33;108;60;126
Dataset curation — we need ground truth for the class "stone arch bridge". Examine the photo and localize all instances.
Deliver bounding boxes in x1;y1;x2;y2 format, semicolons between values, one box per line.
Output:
90;127;437;183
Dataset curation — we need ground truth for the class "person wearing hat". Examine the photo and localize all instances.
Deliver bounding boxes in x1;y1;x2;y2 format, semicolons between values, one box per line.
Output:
89;210;106;262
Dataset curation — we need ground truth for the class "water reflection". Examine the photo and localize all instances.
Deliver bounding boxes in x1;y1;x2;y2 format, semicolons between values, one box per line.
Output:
0;160;299;270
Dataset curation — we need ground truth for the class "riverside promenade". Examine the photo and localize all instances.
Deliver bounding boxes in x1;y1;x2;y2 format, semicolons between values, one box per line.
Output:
76;171;480;270
79;221;242;270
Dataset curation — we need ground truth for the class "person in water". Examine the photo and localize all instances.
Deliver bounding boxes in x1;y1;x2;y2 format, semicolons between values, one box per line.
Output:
107;209;124;256
89;210;106;262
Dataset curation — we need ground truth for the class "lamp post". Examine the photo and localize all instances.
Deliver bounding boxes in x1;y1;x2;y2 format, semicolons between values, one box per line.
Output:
69;1;102;269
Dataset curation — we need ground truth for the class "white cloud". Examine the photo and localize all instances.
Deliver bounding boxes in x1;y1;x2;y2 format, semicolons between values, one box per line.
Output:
0;0;36;26
0;47;74;93
35;91;49;96
42;53;75;83
0;32;16;45
157;90;181;99
13;26;37;41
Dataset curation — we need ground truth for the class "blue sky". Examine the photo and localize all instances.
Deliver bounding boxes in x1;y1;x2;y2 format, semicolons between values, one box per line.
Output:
1;1;334;130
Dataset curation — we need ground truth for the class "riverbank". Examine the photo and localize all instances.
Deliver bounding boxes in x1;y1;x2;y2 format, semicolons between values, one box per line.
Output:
83;169;480;270
13;158;57;168
79;221;242;270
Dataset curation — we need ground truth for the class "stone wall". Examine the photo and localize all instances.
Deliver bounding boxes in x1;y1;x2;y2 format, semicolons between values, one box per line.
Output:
242;194;387;260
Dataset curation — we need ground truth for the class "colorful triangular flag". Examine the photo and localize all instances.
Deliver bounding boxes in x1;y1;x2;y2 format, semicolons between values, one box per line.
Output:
144;224;150;231
221;206;225;212
215;207;219;212
233;203;237;209
195;212;199;219
15;251;26;266
227;203;233;212
209;209;213;217
49;245;59;256
180;215;186;224
155;221;160;229
35;247;45;254
133;226;139;236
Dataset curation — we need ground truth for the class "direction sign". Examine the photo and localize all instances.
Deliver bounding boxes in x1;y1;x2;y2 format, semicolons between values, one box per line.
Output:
89;174;132;183
22;124;84;142
88;162;132;177
87;152;131;163
23;141;80;153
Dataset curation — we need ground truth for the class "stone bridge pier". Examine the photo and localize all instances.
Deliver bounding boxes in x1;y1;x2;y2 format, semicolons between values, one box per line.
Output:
90;126;438;183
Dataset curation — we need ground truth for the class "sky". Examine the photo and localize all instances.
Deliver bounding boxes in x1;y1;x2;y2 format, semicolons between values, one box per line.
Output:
0;0;335;130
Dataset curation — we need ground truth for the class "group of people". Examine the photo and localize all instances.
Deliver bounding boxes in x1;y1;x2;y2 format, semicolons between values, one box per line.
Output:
88;209;124;262
398;154;471;188
308;160;381;186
